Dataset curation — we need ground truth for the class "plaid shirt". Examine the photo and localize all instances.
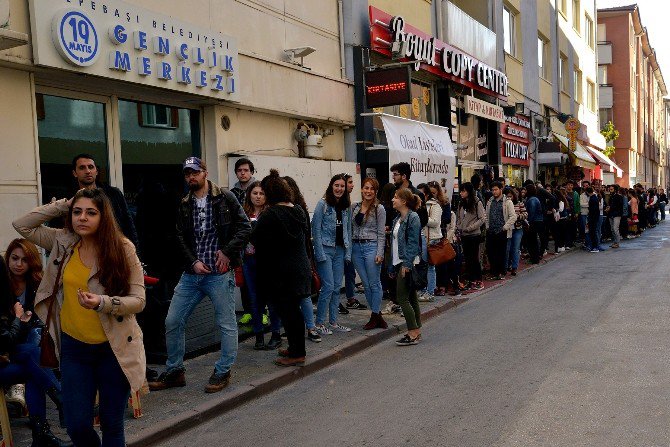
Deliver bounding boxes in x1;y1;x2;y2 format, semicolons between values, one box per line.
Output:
192;195;219;273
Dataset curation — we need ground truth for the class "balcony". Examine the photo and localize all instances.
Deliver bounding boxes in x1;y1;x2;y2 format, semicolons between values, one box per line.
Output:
599;84;613;108
0;0;28;51
598;42;612;65
443;1;496;67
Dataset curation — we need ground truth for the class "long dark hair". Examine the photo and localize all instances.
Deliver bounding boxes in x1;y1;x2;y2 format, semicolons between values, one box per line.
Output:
5;238;43;296
459;182;476;212
260;169;293;205
66;189;131;296
324;174;350;210
0;257;14;319
242;181;265;217
283;176;308;213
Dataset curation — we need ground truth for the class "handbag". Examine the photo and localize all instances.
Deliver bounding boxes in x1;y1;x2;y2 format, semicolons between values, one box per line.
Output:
40;255;65;368
410;260;428;291
310;260;321;294
426;224;456;266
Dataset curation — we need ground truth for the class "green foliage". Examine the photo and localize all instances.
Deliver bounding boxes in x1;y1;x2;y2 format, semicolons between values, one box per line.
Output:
600;121;620;159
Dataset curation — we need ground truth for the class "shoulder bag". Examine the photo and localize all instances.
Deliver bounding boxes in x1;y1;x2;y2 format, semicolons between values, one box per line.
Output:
403;216;428;291
426;206;456;265
40;255;65;368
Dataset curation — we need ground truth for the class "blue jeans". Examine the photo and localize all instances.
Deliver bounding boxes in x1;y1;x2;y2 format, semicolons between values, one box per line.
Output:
507;228;523;270
344;259;356;299
316;245;345;325
660;202;666;220
597;215;605;248
0;342;60;420
299;297;315;330
61;333;129;447
351;241;383;313
421;235;437;294
166;272;237;375
242;255;281;335
579;215;591;248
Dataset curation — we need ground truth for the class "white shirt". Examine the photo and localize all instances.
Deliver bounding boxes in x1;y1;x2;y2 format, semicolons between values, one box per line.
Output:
392;220;401;266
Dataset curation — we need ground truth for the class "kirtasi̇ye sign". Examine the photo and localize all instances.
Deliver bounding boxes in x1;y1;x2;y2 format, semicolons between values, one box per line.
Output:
364;66;412;108
369;6;508;100
28;0;239;101
500;114;531;167
380;114;456;199
464;96;505;123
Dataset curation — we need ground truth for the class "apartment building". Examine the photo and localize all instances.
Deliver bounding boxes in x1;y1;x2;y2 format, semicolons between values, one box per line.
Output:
502;0;610;185
598;4;668;188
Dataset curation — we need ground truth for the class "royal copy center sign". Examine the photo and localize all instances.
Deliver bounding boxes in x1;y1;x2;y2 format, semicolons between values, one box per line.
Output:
28;0;239;101
381;114;456;199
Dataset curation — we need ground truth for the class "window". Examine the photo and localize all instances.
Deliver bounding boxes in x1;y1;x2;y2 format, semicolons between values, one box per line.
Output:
574;67;582;103
559;0;567;16
560;54;569;91
138;104;178;128
598;65;607;84
587;80;596;111
503;7;516;57
585;14;594;48
538;35;549;79
572;0;580;33
599;108;613;127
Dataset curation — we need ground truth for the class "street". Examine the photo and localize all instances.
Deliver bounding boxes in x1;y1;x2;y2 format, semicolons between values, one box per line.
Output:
157;224;670;447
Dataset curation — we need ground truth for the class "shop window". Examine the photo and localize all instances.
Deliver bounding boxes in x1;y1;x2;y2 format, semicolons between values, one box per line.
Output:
36;94;109;203
139;103;179;129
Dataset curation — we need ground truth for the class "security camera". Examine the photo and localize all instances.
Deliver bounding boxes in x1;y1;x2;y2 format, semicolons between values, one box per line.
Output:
391;40;408;60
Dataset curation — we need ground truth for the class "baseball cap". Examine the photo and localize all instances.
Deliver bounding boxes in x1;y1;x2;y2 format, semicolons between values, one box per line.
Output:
183;157;205;172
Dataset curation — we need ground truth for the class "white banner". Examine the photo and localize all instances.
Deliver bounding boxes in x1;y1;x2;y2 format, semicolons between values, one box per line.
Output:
381;114;456;200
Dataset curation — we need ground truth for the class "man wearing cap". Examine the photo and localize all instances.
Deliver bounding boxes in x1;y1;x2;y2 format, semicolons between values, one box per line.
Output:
149;157;251;393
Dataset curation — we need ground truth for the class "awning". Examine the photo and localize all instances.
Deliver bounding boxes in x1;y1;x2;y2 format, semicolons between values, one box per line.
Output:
552;133;597;170
584;146;623;178
538;152;567;165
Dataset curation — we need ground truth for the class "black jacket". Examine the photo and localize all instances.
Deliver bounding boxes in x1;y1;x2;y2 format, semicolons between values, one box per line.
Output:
175;181;251;272
607;193;624;218
588;194;600;221
0;314;29;354
250;205;311;299
99;184;139;250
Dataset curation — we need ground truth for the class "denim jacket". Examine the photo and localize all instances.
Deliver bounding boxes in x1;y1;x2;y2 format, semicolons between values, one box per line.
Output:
390;211;421;270
311;198;352;262
525;196;544;223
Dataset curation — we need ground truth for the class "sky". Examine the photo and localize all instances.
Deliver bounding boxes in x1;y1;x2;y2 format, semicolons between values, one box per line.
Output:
597;0;670;91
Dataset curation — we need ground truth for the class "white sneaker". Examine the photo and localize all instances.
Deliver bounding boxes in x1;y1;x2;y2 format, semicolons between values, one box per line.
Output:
417;292;435;302
381;302;396;315
558;247;565;253
314;324;333;335
328;323;351;332
5;384;26;413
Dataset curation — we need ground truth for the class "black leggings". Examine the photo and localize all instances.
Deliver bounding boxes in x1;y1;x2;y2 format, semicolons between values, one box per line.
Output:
461;235;482;282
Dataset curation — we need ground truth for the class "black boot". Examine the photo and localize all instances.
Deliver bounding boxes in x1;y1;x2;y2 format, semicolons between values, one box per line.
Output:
45;387;65;429
30;416;73;447
253;334;266;350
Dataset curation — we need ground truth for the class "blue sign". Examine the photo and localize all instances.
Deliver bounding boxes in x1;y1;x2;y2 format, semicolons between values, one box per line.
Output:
51;9;100;67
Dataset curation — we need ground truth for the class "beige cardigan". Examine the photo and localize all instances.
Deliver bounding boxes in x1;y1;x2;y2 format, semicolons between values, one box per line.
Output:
13;199;147;393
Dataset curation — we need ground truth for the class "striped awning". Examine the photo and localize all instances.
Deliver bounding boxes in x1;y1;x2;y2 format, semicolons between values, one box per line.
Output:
552;133;597;170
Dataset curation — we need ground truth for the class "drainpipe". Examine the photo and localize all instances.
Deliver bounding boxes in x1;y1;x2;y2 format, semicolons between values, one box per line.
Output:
337;0;346;79
435;0;444;41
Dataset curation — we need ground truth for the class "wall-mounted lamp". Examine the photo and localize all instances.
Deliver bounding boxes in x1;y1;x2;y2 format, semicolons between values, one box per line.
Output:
284;46;316;67
514;102;525;114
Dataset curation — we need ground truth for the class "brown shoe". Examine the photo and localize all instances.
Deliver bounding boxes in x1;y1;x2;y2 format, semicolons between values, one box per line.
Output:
274;356;305;367
277;348;290;357
204;370;231;393
148;369;186;391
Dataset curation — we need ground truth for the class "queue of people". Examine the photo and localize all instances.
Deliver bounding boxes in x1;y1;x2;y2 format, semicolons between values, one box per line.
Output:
4;152;668;446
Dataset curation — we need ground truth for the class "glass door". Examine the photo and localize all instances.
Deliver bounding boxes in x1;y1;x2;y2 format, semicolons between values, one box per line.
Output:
117;99;201;360
36;93;111;204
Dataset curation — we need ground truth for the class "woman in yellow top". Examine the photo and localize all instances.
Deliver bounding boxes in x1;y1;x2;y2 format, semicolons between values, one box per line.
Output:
13;188;146;447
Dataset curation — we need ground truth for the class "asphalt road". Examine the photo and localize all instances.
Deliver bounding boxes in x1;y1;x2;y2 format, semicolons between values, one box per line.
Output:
157;224;670;447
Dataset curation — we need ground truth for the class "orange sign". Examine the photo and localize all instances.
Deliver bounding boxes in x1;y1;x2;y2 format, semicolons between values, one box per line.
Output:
564;118;580;152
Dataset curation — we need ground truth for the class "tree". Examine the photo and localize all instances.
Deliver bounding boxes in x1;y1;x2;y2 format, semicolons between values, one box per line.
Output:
600;121;620;159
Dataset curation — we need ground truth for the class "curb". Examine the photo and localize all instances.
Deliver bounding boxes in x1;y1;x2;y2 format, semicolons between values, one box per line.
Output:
127;249;570;446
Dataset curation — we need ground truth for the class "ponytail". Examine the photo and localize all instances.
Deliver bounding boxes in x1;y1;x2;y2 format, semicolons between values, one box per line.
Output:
395;188;422;211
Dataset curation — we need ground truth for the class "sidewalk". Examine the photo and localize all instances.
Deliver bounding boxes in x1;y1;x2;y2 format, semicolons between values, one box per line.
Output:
4;249;564;447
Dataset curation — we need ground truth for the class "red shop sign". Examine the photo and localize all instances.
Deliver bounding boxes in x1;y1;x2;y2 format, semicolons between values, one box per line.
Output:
500;114;531;166
369;6;508;100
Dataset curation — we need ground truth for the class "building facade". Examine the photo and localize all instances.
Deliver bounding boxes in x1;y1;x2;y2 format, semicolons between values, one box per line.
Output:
598;4;668;188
